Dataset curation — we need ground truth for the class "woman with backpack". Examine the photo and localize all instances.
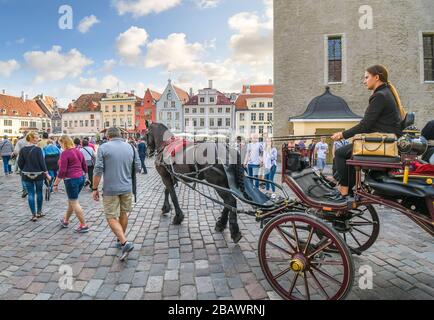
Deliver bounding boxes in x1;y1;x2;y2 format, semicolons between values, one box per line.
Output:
18;132;51;221
80;138;95;190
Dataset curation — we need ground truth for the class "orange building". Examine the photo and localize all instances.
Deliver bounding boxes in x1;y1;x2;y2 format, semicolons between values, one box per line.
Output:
136;89;161;134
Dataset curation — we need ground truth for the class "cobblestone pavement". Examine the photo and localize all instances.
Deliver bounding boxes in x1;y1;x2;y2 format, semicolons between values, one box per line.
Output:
0;163;432;300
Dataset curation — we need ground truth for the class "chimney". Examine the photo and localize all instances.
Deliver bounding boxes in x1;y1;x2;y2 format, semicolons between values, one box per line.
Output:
269;79;273;85
131;90;135;96
106;89;110;95
189;88;193;97
246;85;251;94
1;89;5;95
21;91;26;102
208;80;213;89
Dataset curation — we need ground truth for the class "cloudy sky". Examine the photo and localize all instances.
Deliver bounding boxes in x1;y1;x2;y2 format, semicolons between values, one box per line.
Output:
0;0;273;107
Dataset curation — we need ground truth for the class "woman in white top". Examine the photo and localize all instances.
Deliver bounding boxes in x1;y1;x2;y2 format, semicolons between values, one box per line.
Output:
244;134;263;188
263;138;278;196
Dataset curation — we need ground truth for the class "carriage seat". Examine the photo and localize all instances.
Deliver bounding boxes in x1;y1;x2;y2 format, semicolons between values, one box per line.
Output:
223;164;275;208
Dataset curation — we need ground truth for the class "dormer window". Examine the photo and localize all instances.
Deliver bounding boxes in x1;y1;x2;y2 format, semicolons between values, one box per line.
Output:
13;110;18;115
27;112;32;116
167;93;172;100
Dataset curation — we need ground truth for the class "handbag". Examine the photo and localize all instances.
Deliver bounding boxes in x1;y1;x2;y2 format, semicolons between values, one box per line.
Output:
352;133;398;157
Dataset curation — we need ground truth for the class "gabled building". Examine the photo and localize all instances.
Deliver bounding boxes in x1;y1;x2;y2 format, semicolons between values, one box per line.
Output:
184;80;235;135
235;84;274;138
34;94;63;134
0;92;51;138
63;92;105;135
137;89;161;134
156;80;189;132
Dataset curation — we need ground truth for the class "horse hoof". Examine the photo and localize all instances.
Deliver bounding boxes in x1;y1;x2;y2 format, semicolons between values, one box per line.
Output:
172;214;184;225
231;232;242;243
161;205;171;214
215;222;227;232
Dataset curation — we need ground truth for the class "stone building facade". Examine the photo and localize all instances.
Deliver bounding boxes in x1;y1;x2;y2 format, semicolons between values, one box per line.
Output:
274;0;434;138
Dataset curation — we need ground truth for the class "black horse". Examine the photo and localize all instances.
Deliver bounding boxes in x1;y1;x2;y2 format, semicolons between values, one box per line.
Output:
146;122;243;243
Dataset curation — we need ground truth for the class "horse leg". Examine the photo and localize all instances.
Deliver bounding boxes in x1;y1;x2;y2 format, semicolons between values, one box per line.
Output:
229;210;242;243
215;208;229;232
168;185;184;225
161;188;171;214
215;190;242;243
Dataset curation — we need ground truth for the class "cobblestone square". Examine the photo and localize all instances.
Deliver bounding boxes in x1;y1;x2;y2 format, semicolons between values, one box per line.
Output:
0;165;433;300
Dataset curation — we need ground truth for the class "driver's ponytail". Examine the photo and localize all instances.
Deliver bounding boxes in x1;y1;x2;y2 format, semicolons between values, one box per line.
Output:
387;81;407;120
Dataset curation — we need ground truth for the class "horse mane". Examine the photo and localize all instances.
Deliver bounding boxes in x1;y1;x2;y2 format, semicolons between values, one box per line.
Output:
151;122;174;150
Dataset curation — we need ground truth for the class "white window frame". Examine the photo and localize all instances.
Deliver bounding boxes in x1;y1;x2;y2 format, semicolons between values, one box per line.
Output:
324;33;346;85
420;31;434;84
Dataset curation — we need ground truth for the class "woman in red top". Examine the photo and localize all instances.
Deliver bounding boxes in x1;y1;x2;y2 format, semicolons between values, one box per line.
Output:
53;135;89;233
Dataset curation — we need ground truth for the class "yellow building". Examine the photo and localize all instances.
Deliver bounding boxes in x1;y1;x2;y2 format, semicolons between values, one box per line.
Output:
289;87;362;163
101;91;137;132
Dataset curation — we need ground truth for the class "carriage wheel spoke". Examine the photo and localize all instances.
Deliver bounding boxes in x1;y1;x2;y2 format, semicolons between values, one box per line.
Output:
276;226;297;253
311;260;343;266
303;226;315;255
273;267;292;280
308;270;330;299
307;239;333;259
350;222;375;227
291;222;301;252
356;215;374;224
343;233;347;243
303;271;310;300
266;240;292;256
351;227;371;238
349;231;363;248
288;272;300;296
311;265;342;286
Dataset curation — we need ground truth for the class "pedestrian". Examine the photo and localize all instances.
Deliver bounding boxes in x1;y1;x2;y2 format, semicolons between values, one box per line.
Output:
53;135;89;233
0;135;14;175
137;138;147;174
263;137;278;198
314;136;328;173
308;139;317;167
80;138;96;189
42;140;61;192
92;127;141;261
421;120;434;164
17;132;51;221
14;133;30;197
38;132;50;149
244;133;263;188
73;138;81;149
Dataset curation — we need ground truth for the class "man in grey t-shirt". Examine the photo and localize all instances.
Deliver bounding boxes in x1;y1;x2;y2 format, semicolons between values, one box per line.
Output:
93;127;141;261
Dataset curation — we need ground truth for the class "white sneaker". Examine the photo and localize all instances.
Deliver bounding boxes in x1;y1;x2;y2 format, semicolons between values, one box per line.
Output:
271;193;276;199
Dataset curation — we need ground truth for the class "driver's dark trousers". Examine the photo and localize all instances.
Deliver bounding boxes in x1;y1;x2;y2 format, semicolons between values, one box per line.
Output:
335;144;355;192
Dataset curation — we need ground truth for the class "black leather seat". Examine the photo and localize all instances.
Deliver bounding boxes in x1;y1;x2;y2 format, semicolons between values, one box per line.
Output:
401;112;415;131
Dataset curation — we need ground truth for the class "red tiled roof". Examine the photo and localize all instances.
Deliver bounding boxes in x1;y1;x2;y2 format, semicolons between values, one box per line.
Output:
185;91;231;106
173;86;189;103
235;93;273;110
149;90;161;101
0;94;48;118
242;84;273;94
65;92;106;113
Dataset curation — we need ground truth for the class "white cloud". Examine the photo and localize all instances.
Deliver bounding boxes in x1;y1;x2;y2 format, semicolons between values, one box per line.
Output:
0;59;20;77
144;33;204;71
23;46;93;83
101;59;117;73
195;0;220;9
113;0;181;17
116;26;149;64
78;15;100;33
228;0;273;68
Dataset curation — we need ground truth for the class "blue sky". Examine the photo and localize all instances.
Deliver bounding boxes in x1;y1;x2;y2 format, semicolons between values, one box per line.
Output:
0;0;273;107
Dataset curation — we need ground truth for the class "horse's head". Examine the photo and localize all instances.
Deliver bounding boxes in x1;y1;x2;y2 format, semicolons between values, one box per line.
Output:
145;120;173;157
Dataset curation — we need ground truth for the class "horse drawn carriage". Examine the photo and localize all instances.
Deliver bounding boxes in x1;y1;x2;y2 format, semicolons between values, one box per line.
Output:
145;114;433;300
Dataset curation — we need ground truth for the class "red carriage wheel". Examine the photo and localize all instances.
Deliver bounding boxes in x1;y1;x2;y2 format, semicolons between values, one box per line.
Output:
258;213;354;300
